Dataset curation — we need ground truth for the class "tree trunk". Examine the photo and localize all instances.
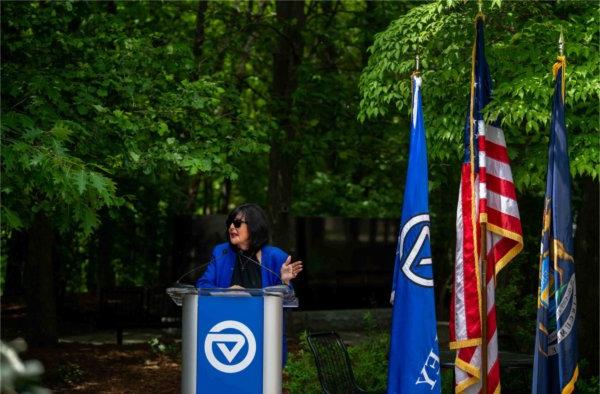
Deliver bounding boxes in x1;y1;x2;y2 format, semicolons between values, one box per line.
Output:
170;215;195;283
574;176;599;374
267;0;305;251
23;213;58;346
220;178;232;214
192;0;209;79
106;1;117;15
203;177;212;215
4;230;27;299
362;0;376;67
96;210;115;288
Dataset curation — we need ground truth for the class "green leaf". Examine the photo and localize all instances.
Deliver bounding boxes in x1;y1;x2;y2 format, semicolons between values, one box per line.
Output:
1;206;24;229
74;171;87;195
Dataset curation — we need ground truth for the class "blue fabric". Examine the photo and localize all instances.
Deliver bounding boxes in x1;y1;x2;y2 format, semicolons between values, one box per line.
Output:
532;65;578;394
195;242;290;365
463;18;492;168
196;243;288;289
387;75;440;394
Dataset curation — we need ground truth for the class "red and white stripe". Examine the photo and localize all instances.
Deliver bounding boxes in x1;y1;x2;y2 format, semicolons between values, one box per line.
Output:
450;122;524;394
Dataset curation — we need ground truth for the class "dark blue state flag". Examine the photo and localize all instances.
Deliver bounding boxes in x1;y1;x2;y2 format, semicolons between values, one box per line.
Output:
532;57;579;394
387;74;440;394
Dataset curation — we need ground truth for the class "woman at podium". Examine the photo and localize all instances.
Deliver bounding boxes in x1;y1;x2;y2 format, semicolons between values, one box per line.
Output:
195;203;303;293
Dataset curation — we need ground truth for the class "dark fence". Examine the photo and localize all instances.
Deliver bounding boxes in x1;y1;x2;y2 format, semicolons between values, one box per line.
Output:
293;217;397;310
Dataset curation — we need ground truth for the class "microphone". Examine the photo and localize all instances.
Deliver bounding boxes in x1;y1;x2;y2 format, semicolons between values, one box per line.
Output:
174;249;229;285
237;252;287;285
236;252;299;307
167;249;230;306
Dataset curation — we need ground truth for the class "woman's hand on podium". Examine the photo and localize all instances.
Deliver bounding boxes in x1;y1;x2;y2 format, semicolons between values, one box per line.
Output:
228;285;245;290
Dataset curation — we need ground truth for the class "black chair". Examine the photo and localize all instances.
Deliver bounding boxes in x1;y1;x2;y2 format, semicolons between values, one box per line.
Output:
307;331;378;394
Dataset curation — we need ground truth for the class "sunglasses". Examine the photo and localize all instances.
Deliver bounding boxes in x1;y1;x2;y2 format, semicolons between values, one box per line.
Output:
231;219;247;229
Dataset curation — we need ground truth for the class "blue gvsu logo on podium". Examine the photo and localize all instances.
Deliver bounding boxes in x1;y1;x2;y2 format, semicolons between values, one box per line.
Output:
197;296;263;394
204;320;256;373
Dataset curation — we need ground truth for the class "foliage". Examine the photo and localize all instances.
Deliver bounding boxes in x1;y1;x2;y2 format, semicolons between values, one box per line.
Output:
1;1;273;290
54;362;85;386
1;1;269;237
346;331;389;392
1;112;119;235
359;0;599;193
576;372;599;394
292;1;416;217
284;330;389;393
283;331;321;394
441;369;454;393
495;262;537;353
147;337;179;358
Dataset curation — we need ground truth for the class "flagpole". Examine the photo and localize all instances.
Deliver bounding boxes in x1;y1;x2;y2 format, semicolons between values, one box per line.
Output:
559;28;564;56
480;217;488;394
415;53;420;73
474;1;488;393
412;53;420;91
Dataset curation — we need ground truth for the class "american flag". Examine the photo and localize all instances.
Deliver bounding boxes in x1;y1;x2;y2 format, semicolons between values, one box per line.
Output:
449;14;524;394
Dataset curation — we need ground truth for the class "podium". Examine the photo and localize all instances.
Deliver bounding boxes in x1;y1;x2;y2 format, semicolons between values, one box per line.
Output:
167;285;296;394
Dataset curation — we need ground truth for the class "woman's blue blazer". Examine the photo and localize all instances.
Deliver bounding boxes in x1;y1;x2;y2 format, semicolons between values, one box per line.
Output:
195;243;289;288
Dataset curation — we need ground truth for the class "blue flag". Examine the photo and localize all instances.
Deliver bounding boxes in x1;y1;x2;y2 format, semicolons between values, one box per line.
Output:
532;58;579;394
387;75;440;394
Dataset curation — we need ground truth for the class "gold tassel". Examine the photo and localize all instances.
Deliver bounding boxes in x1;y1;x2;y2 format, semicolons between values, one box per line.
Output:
552;55;567;102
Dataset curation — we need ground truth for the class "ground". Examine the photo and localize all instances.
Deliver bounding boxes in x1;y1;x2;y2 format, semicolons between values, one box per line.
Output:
2;301;181;393
26;343;181;393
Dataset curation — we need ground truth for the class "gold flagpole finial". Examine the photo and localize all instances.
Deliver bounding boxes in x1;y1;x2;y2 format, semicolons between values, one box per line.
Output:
559;28;565;56
478;0;483;13
415;53;420;72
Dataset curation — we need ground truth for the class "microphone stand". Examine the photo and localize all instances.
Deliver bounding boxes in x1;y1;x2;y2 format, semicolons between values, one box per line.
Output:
237;252;299;308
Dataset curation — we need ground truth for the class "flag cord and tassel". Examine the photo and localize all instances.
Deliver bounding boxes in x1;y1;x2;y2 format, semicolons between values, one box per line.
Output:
553;28;567;101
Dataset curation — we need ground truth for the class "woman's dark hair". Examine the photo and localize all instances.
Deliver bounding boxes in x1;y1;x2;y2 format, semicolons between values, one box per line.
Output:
225;203;270;253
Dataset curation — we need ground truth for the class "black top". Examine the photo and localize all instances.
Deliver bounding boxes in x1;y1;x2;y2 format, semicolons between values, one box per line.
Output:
231;251;262;289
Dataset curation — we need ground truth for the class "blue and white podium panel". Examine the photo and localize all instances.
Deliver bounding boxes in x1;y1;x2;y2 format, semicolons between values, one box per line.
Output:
197;296;263;393
175;288;286;394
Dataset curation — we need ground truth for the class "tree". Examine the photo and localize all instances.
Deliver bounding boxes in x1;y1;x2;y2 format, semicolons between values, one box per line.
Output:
267;0;305;251
359;1;598;187
1;1;267;344
359;0;598;371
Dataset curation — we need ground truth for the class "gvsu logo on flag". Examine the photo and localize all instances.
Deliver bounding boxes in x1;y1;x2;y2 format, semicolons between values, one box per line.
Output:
397;213;433;288
204;320;256;373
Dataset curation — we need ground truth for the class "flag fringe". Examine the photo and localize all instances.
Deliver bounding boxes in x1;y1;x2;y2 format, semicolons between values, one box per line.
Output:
449;338;482;349
561;366;579;394
456;376;479;393
485;222;524;274
456;357;482;378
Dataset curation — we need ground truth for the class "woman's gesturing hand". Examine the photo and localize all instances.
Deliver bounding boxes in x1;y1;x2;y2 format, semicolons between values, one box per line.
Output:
281;256;303;284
